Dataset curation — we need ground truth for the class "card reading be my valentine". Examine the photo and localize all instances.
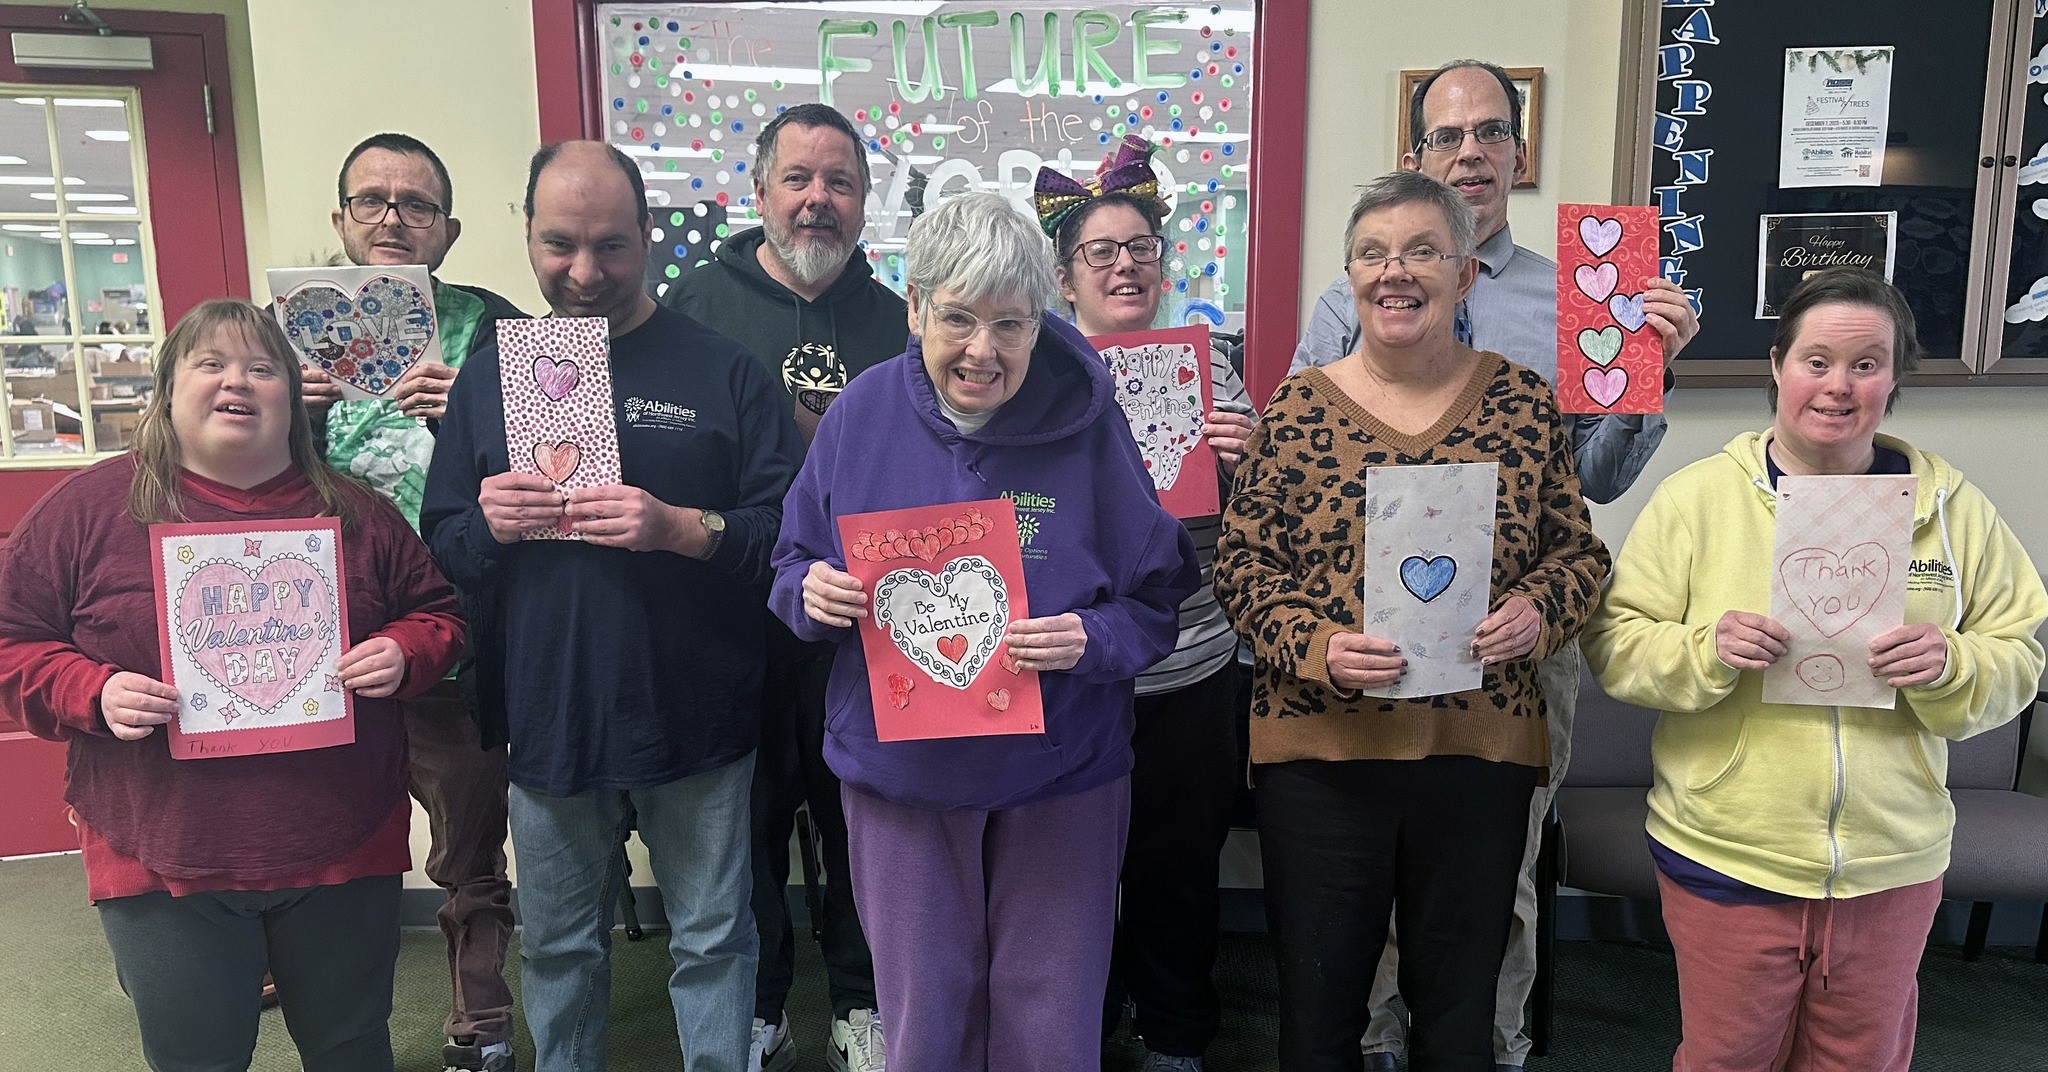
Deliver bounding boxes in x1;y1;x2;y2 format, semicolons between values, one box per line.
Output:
1089;326;1219;519
269;265;440;402
1359;462;1498;699
1765;475;1916;709
837;499;1045;742
1556;204;1662;414
497;317;622;541
151;518;354;760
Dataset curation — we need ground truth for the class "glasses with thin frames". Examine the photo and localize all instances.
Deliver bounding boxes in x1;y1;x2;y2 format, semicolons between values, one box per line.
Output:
1417;119;1514;153
342;195;447;228
1348;247;1464;274
1075;235;1166;268
926;304;1040;348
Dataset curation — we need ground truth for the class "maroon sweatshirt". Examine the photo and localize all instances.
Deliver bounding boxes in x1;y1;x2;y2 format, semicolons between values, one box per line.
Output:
0;455;463;889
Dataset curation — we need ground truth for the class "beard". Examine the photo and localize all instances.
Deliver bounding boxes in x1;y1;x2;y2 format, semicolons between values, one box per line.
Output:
764;210;860;289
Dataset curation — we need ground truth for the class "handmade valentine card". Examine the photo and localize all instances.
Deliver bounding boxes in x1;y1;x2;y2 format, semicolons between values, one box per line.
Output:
151;518;353;760
1555;205;1662;415
1089;326;1218;519
1359;462;1498;699
269;265;440;402
838;499;1044;742
497;317;622;540
1765;475;1915;709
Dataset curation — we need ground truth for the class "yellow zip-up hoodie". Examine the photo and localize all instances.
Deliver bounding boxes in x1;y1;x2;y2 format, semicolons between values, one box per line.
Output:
1582;431;2047;899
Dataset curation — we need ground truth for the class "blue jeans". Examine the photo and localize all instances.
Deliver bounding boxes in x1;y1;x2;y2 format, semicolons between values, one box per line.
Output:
509;754;757;1072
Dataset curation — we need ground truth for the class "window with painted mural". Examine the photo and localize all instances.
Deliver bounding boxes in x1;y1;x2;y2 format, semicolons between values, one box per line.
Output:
596;2;1255;332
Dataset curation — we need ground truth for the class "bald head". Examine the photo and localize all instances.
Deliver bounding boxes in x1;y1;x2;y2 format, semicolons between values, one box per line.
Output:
525;140;655;330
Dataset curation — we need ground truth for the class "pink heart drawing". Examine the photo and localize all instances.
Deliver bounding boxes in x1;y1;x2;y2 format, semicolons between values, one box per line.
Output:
936;634;969;663
533;355;581;401
174;557;334;715
1779;543;1891;638
1582;367;1628;409
532;440;582;484
1574;263;1618;303
1578;216;1623;257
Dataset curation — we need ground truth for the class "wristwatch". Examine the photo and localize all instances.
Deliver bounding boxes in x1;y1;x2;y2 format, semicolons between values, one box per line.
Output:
697;509;727;560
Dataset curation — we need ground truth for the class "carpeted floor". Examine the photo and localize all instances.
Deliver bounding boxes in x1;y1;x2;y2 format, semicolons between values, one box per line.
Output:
2;853;2043;1070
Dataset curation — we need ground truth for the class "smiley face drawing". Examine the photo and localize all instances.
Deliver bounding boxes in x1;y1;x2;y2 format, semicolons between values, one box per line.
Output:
1795;654;1847;693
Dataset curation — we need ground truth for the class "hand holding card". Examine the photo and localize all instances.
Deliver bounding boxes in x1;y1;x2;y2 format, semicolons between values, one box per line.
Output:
497;318;622;540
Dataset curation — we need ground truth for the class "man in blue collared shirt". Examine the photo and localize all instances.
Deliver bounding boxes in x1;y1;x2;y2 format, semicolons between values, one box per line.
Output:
1287;60;1700;1072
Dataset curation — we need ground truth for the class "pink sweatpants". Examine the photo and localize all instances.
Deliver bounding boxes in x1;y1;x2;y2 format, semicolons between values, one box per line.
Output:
1657;871;1943;1072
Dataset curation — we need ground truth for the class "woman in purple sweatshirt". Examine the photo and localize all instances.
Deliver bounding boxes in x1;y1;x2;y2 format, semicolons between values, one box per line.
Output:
770;191;1198;1072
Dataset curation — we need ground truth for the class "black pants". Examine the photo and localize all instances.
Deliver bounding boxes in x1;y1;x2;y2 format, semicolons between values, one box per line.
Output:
1258;755;1538;1072
1105;661;1242;1057
96;874;401;1072
750;640;877;1022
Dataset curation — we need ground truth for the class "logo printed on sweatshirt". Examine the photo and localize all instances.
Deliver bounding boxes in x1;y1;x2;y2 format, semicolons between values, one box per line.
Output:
1002;491;1056;560
1906;556;1955;595
622;396;697;432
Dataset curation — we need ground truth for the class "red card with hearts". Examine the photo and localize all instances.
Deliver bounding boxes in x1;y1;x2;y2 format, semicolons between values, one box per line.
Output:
1088;326;1219;519
269;265;441;402
1555;204;1662;414
497;317;622;540
151;518;354;760
837;498;1044;742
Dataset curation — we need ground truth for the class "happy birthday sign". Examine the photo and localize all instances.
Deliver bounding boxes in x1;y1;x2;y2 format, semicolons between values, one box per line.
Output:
1555;204;1662;414
269;265;440;402
151;518;354;760
839;499;1043;741
498;318;623;540
1359;462;1497;699
1090;326;1216;518
1765;474;1915;708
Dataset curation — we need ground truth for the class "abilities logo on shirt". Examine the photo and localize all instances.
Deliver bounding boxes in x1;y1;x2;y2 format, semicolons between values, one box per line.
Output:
622;396;698;432
1905;557;1955;595
1001;490;1056;561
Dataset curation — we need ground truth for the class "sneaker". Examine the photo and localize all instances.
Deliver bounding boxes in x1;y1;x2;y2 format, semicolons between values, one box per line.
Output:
829;1008;886;1072
444;1035;516;1071
751;1016;796;1072
1140;1052;1203;1072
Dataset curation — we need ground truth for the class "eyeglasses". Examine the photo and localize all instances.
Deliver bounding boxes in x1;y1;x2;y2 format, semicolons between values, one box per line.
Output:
1348;247;1464;273
926;304;1040;348
1417;119;1515;153
342;195;446;228
1074;235;1166;268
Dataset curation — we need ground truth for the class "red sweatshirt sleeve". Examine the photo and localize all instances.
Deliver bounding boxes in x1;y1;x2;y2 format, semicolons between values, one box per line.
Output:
0;530;119;740
359;496;465;699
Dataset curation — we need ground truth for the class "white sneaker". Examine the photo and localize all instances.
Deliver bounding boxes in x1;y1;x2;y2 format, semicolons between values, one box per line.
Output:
750;1016;796;1072
829;1008;886;1072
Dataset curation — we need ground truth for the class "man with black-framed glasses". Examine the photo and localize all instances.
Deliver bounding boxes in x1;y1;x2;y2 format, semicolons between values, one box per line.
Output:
316;131;527;1072
1286;60;1700;1072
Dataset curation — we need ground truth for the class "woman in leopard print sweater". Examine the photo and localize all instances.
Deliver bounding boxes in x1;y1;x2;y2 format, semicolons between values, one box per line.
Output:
1216;171;1608;1071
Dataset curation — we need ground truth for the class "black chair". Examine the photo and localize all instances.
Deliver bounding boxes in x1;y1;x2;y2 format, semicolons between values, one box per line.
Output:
1943;692;2048;962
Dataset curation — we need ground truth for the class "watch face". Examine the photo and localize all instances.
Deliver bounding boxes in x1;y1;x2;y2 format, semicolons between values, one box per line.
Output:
703;510;726;533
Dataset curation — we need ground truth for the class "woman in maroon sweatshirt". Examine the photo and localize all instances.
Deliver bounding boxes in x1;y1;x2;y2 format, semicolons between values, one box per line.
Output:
0;299;464;1072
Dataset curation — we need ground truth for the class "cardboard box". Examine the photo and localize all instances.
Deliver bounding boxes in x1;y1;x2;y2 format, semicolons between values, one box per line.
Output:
11;399;56;444
92;405;142;451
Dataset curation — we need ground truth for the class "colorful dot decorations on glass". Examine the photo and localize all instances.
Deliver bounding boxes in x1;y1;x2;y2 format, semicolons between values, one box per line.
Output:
601;3;1254;323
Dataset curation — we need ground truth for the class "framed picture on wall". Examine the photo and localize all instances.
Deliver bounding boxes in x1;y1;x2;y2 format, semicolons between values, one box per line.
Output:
1398;66;1541;189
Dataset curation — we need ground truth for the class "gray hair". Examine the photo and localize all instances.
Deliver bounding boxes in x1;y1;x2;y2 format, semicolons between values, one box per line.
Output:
905;192;1060;313
1341;170;1478;266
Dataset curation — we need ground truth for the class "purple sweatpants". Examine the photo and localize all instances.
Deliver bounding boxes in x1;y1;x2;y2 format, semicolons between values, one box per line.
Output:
842;775;1130;1072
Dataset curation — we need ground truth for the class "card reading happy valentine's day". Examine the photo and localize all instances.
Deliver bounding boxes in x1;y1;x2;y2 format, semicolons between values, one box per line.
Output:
838;499;1044;742
497;317;622;541
151;518;354;760
1089;326;1219;519
1359;462;1498;699
269;265;440;402
1555;204;1662;415
1765;475;1916;709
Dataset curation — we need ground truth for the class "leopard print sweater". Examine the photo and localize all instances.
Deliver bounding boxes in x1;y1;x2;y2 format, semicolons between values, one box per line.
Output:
1216;354;1609;770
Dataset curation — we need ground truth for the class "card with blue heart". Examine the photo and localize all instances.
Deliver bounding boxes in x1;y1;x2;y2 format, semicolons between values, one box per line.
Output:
1358;461;1497;699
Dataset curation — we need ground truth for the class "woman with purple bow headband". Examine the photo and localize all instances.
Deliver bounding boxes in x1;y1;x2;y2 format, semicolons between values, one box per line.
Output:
1035;136;1257;1072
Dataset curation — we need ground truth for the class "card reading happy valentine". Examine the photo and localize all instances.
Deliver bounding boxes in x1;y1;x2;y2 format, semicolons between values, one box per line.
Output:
1359;462;1497;699
837;499;1044;742
269;265;440;402
1555;204;1662;415
151;518;354;760
1765;475;1915;709
1088;326;1219;519
497;317;622;540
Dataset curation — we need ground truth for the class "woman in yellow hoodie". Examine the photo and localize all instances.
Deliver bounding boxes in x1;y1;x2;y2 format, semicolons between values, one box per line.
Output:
1582;268;2046;1072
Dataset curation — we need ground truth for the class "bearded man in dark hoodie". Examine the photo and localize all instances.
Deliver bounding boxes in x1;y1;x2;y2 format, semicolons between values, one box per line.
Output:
663;102;903;1072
